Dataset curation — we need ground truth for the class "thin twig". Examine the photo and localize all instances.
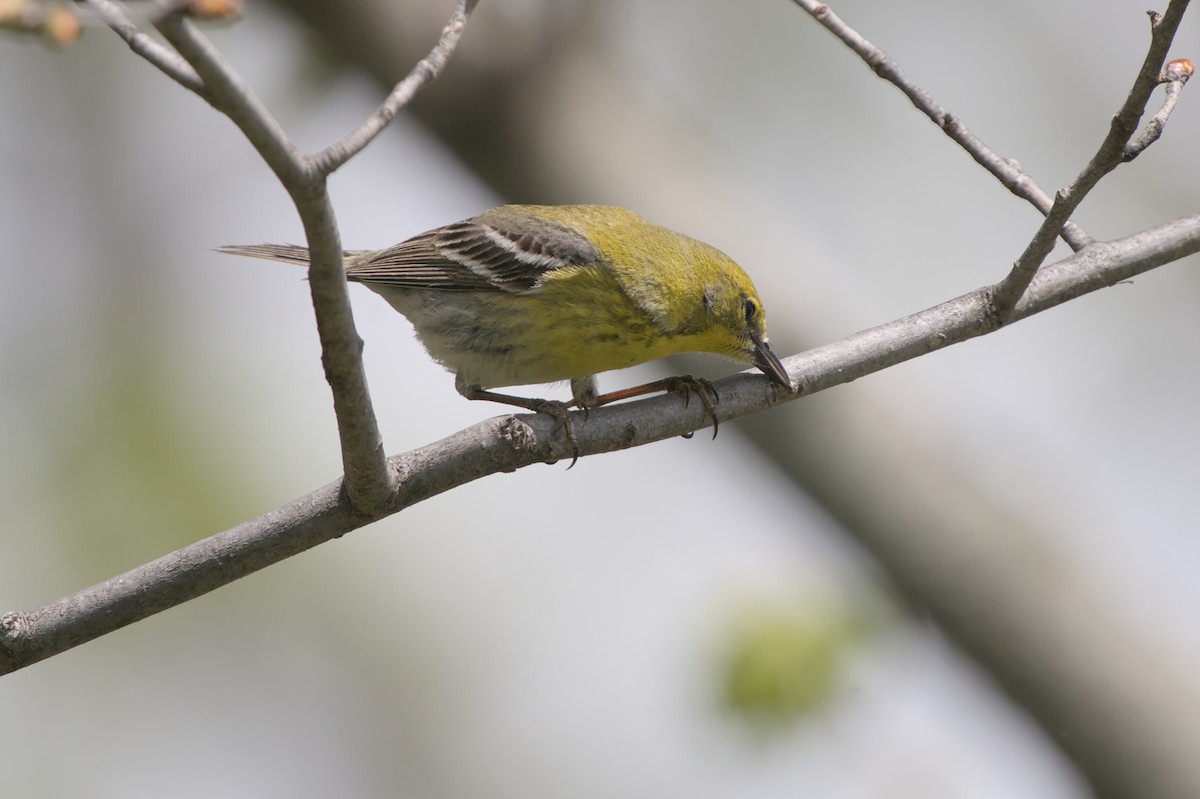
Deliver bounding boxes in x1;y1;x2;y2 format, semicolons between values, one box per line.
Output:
1124;57;1194;161
82;0;204;93
4;210;1198;676
789;0;1093;252
992;1;1192;316
307;0;479;176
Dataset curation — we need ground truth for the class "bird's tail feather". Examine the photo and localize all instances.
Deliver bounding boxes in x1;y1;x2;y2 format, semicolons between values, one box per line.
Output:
215;243;313;265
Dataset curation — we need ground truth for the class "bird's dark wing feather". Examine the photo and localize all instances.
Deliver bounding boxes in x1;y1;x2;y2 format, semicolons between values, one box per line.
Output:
346;215;601;294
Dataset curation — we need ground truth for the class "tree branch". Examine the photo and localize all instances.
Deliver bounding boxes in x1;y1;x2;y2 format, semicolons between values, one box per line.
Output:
789;0;1093;252
1124;57;1194;161
82;0;204;93
307;0;479;176
84;3;482;514
147;11;394;512
4;212;1197;676
993;0;1192;315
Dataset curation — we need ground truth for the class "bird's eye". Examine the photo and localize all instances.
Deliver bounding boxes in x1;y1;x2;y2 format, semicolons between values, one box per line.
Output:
743;297;758;324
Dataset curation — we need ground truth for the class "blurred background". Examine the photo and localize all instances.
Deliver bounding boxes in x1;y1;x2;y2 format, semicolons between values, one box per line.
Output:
2;1;1198;797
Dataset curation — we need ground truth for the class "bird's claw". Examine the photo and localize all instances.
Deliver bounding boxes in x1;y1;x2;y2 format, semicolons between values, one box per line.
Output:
663;375;720;439
533;399;580;468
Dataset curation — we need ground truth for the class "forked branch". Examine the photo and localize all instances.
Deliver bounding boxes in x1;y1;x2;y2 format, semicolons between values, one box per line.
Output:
79;0;480;513
993;1;1192;315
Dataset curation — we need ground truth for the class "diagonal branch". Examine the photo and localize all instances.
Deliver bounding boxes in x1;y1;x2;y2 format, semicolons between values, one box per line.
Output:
4;211;1198;676
789;0;1093;252
308;0;479;176
992;0;1192;315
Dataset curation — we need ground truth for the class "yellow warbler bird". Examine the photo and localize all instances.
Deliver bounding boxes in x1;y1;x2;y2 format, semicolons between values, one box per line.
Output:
220;204;790;431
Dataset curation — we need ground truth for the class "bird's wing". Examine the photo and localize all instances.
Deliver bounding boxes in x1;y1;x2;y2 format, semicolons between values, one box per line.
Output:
346;215;602;294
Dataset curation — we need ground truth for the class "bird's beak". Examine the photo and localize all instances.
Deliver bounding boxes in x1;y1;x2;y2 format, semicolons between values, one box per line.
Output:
750;331;791;390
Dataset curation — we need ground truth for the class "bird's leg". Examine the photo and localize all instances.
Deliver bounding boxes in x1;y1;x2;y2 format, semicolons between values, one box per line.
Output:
462;387;580;467
588;375;720;439
569;376;598;419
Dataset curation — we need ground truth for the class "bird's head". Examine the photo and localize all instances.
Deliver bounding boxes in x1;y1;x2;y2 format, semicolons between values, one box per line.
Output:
693;268;791;390
578;207;791;390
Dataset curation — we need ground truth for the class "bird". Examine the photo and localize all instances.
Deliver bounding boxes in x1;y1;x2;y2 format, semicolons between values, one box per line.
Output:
219;204;791;457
